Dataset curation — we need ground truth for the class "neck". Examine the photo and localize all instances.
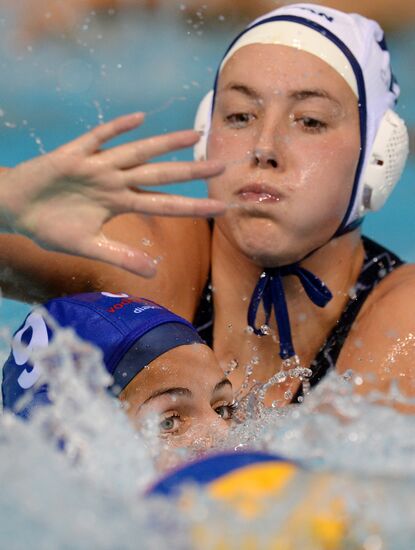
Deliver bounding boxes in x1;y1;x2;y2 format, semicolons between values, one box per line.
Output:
211;225;364;376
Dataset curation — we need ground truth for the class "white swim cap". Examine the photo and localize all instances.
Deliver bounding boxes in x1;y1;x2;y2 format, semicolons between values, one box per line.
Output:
194;3;409;234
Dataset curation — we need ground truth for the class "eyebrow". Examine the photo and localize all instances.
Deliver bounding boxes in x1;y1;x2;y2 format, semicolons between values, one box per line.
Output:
143;378;232;406
223;82;261;100
212;378;233;394
222;82;340;106
288;88;340;105
143;387;192;405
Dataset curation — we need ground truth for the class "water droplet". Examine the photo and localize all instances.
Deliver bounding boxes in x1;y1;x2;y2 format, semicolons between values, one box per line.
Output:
284;390;293;400
354;376;363;386
141;238;153;247
260;324;271;335
348;286;357;299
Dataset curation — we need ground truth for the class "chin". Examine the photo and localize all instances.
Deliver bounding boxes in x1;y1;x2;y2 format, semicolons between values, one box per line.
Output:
233;225;292;267
230;217;319;267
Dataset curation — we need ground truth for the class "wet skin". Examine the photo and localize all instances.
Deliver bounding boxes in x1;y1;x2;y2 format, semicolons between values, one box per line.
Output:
207;44;361;267
119;343;234;450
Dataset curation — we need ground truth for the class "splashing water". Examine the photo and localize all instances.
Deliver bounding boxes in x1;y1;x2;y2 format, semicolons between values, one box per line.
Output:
1;314;415;547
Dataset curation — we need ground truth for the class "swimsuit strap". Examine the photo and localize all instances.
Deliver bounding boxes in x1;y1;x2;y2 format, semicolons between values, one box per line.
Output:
193;275;214;347
292;235;404;401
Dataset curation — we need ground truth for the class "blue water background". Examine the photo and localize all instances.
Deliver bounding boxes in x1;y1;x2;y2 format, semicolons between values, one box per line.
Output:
0;9;414;335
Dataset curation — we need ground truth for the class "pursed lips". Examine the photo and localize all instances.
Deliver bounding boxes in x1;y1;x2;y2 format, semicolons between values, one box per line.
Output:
236;183;283;203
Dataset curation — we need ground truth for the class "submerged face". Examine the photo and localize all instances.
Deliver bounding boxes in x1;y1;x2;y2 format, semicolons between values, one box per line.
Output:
119;343;234;451
207;44;360;266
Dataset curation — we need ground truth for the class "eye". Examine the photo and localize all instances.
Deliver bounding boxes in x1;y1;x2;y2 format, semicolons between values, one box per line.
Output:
225;112;256;129
214;402;237;421
297;116;327;133
159;413;181;433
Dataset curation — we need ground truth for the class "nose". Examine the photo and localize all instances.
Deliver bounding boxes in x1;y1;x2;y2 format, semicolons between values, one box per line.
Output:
253;124;280;169
184;412;230;452
254;147;278;169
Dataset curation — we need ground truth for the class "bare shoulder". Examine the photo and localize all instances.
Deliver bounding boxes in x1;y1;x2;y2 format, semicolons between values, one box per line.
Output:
338;263;415;397
0;214;211;320
361;263;415;310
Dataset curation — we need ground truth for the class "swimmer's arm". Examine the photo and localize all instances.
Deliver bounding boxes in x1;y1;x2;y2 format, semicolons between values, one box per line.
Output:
0;214;211;320
337;265;415;412
0;113;224;277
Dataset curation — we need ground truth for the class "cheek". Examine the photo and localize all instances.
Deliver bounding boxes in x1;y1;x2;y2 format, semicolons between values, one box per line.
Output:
294;132;360;204
207;115;254;161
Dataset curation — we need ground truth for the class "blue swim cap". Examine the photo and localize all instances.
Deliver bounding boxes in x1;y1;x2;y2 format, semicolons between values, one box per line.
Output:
2;292;203;418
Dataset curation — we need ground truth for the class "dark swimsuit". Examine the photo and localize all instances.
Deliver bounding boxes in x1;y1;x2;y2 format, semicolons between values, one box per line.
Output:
193;236;404;401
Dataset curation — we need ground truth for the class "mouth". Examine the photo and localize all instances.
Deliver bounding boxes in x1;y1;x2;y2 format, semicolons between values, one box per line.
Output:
236;183;282;203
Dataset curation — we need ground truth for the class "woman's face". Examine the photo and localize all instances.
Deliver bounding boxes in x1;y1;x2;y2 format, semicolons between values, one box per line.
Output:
119;344;234;451
207;44;361;266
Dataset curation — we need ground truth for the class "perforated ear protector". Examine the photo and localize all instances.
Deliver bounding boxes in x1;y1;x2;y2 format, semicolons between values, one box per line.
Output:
194;91;408;216
360;109;409;213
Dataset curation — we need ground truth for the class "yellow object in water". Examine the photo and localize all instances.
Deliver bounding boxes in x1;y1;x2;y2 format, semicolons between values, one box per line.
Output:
150;452;349;550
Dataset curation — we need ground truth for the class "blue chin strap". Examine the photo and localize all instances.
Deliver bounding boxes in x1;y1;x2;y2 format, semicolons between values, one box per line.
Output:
247;264;333;360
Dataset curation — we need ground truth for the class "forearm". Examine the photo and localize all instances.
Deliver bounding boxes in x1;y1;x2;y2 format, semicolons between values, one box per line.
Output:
0;216;211;318
0;234;98;303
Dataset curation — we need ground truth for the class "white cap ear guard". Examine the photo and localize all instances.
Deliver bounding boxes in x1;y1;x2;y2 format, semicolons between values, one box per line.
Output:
194;90;213;162
360;109;409;213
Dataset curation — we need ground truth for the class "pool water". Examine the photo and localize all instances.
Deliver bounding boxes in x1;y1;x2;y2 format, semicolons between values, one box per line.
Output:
1;325;415;549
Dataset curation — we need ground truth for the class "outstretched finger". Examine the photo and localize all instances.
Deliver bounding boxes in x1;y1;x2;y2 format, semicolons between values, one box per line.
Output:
101;129;202;169
62;113;146;156
77;234;157;277
125;159;225;187
120;191;226;217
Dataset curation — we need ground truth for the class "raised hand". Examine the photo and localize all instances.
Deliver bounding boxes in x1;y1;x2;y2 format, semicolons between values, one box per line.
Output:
0;113;225;277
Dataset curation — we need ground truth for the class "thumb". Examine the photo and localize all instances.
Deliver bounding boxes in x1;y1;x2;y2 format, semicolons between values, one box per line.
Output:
77;234;157;278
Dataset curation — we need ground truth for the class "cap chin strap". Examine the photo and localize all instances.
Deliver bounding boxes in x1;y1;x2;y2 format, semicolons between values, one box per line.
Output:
248;264;333;360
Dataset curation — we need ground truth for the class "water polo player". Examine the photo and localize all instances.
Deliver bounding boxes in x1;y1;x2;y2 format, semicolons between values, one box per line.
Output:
0;4;413;409
2;292;235;447
192;3;413;407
